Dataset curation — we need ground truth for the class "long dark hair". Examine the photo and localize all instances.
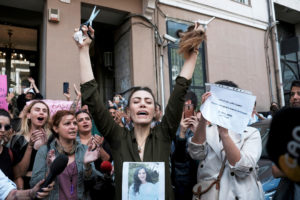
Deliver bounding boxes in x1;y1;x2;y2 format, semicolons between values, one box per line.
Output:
133;167;152;194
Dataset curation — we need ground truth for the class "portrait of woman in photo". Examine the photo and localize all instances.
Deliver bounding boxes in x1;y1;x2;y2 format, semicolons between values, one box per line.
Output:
129;167;158;200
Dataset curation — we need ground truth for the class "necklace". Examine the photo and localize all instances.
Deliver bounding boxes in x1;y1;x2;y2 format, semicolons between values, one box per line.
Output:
56;141;77;155
66;162;76;195
137;137;147;154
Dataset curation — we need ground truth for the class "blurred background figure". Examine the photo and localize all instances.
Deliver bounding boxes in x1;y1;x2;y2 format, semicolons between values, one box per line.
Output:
267;102;280;119
151;103;162;128
249;101;266;125
171;91;198;200
17;77;43;114
267;107;300;200
0;109;17;181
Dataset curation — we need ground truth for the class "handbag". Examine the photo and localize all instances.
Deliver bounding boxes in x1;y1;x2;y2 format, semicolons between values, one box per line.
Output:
192;157;226;200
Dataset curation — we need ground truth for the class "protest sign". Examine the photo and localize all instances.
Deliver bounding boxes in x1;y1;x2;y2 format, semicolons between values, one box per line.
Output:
200;83;256;134
27;99;81;116
0;75;8;111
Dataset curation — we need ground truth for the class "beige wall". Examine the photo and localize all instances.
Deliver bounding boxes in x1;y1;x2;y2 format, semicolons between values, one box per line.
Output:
206;19;271;111
45;0;143;99
45;0;275;111
84;0;142;13
131;17;156;92
46;0;81;100
158;4;273;111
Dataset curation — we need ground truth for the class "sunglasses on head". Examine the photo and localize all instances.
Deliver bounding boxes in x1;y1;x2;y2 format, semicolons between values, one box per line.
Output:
0;124;11;131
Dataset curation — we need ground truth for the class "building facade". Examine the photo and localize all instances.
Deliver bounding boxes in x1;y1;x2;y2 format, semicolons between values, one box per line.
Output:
1;0;296;111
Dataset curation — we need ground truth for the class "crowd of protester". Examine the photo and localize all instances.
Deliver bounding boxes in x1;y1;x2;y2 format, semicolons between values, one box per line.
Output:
0;23;299;200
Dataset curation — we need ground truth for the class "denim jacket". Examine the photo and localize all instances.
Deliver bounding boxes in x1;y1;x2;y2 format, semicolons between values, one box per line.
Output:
30;140;99;200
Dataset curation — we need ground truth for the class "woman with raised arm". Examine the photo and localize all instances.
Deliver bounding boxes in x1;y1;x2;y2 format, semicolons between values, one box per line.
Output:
188;81;264;200
75;24;205;200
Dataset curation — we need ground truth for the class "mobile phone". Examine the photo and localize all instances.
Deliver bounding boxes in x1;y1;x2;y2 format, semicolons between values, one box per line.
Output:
63;82;69;94
184;104;194;119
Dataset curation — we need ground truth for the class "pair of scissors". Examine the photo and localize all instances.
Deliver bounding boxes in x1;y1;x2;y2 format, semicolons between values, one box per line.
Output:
80;6;100;39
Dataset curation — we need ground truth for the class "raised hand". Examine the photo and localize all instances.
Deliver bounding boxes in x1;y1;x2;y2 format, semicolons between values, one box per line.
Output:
108;100;114;107
6;92;15;104
93;135;104;148
30;129;46;150
74;84;81;98
28;77;35;84
84;138;101;164
194;22;205;34
73;25;94;48
63;88;71;101
201;92;211;105
188;116;200;134
114;110;123;124
180;113;190;132
217;126;228;137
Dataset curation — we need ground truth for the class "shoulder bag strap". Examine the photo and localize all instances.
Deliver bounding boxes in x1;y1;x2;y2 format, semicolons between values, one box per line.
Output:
193;156;227;198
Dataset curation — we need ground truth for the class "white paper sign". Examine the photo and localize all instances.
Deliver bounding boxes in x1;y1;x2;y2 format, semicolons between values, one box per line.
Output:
122;162;165;200
200;83;256;134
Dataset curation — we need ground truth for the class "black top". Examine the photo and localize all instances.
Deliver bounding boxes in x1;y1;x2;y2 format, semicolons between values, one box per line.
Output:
81;76;191;200
16;92;43;112
10;135;38;171
0;146;17;180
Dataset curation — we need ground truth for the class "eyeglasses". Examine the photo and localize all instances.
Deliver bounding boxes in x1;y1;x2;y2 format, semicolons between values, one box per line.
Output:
0;124;11;131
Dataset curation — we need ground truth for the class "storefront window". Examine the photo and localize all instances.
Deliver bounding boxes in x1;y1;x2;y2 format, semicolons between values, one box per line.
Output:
0;25;38;95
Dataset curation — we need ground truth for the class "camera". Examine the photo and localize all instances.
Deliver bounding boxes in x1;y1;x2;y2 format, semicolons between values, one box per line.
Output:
163;34;178;43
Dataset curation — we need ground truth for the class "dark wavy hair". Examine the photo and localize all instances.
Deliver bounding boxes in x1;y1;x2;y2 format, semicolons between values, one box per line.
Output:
133;167;153;194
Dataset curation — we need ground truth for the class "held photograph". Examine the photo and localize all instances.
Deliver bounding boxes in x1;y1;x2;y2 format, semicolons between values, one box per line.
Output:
122;162;165;200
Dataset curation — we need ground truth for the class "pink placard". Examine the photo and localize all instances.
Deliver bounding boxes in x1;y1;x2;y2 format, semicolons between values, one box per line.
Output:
0;75;8;111
27;99;81;117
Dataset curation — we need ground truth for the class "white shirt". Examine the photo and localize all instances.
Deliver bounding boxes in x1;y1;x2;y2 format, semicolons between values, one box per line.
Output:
188;125;264;200
0;169;16;200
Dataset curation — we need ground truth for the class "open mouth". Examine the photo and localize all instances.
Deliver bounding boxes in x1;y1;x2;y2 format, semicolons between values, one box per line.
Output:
69;131;77;135
83;125;89;128
37;117;44;121
137;111;149;116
